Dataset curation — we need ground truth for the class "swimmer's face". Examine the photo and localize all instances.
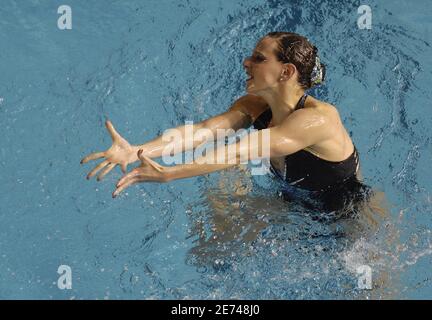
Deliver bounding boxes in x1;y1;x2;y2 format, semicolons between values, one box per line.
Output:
243;37;290;95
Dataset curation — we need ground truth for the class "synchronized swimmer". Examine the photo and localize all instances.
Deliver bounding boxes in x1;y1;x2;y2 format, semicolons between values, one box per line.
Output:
81;32;370;214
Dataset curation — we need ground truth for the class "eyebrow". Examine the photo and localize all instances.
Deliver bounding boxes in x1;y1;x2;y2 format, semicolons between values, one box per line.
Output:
254;51;265;56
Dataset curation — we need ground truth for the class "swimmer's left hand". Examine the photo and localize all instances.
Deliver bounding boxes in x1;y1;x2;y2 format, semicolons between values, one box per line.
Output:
112;149;169;198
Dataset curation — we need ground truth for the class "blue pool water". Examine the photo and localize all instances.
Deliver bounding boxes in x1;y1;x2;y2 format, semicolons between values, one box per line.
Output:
1;0;431;299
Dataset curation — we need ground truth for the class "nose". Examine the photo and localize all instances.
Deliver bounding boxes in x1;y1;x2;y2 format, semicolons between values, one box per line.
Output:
243;56;251;69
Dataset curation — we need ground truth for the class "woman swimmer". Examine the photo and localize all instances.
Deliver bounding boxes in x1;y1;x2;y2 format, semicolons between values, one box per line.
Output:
81;32;370;213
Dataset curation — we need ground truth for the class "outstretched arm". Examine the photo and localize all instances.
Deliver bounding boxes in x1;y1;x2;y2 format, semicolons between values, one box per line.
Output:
166;108;333;180
113;108;333;197
81;94;263;181
135;94;268;158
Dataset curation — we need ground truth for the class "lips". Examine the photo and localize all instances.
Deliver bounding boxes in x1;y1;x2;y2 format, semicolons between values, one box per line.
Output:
245;68;253;81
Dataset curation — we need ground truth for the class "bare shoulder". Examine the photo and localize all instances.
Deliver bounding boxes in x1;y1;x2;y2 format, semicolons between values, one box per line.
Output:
229;94;269;122
235;94;267;106
305;96;341;119
280;98;337;142
232;94;268;111
297;96;344;131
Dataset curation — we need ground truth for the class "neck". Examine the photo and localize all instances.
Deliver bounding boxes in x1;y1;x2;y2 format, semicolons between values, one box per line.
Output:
259;85;306;122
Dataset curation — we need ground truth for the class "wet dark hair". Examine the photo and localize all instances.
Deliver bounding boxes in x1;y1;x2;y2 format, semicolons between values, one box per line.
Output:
266;32;326;89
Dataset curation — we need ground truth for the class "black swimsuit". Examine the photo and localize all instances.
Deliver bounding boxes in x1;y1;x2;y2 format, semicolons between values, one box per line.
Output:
253;94;370;214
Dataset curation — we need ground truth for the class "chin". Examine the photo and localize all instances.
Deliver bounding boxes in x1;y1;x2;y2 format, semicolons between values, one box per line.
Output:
246;82;256;93
246;84;261;96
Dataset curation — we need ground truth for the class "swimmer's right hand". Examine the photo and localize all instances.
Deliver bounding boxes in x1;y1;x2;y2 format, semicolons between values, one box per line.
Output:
80;120;142;181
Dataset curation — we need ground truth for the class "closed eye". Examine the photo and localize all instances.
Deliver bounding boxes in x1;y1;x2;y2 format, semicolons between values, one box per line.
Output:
250;54;266;63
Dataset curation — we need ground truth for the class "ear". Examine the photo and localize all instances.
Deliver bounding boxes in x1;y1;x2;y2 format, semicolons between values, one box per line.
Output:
280;63;297;81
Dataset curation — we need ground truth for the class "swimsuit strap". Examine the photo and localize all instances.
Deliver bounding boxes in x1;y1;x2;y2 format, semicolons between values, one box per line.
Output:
295;93;308;110
281;93;308;180
267;93;308;179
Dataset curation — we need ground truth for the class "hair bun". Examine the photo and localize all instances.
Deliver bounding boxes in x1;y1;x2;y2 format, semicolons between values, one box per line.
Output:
266;32;326;89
